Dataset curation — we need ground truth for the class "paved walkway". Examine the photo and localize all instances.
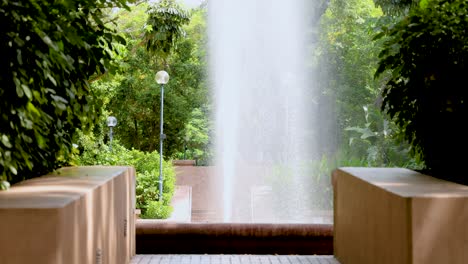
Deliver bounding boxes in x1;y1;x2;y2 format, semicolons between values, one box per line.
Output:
131;255;340;264
165;185;192;222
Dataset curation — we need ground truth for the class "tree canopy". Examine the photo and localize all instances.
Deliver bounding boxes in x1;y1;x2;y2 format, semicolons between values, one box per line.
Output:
144;0;190;60
373;0;419;15
81;2;209;161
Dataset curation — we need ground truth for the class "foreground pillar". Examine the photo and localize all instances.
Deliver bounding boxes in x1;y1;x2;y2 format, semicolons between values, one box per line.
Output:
333;167;468;264
0;166;136;264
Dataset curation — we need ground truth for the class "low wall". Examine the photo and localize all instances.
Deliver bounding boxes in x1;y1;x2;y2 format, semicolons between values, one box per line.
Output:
136;221;333;254
0;166;136;264
172;160;196;166
333;167;468;264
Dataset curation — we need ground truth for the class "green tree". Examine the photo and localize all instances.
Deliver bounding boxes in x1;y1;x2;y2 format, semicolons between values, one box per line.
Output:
317;0;419;167
171;7;211;162
373;0;419;15
375;0;468;184
144;0;190;62
0;0;131;185
176;107;212;164
318;0;383;155
102;4;208;157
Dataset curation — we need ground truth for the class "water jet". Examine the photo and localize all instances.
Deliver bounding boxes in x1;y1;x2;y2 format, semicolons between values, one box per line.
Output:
209;0;333;223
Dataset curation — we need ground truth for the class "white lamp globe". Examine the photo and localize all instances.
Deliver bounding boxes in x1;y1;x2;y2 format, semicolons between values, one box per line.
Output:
155;70;170;84
107;116;117;127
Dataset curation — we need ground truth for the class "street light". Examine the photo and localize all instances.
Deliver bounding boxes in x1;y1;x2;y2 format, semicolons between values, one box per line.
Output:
156;70;169;201
107;116;117;151
183;135;189;160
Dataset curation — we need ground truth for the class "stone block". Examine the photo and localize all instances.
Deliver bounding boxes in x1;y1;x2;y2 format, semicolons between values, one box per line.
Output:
333;167;468;264
0;166;136;264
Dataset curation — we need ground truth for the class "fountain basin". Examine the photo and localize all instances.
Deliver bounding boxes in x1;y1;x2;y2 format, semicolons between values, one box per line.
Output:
136;221;333;254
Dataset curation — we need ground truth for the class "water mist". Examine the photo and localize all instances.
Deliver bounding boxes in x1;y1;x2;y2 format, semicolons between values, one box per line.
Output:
209;0;332;223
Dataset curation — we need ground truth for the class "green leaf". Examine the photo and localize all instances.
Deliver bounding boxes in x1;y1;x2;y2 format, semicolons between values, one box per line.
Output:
42;35;59;51
16;49;23;65
1;135;12;148
0;181;10;191
46;73;57;86
9;166;17;175
22;84;32;99
26;102;40;116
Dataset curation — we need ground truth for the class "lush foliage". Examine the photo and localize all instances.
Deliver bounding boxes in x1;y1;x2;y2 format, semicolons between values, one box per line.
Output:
317;0;421;169
345;105;422;168
174;107;213;164
375;0;468;183
0;0;131;184
144;0;190;59
373;0;419;15
255;0;427;208
101;4;210;160
73;1;207;217
75;140;175;219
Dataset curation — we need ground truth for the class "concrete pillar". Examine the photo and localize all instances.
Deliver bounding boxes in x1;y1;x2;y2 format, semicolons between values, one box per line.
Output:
0;166;136;264
333;167;468;264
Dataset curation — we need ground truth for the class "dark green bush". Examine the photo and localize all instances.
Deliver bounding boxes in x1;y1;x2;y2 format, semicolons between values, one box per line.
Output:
75;141;175;219
375;0;468;184
0;0;130;185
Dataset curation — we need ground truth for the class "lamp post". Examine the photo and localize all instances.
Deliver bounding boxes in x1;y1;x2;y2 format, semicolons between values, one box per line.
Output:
107;116;117;151
156;70;169;201
184;135;189;160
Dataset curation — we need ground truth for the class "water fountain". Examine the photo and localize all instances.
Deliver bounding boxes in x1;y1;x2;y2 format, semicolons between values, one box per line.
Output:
209;0;333;223
134;1;335;254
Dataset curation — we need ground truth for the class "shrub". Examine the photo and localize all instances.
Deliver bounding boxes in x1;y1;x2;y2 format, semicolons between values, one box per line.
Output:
75;141;175;219
375;0;468;184
0;0;129;185
145;200;173;219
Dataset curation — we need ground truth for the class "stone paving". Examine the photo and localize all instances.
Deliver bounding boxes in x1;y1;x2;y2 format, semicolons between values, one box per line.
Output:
131;255;340;264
